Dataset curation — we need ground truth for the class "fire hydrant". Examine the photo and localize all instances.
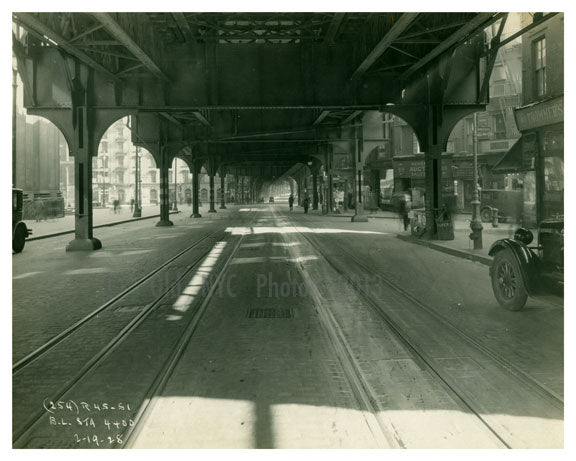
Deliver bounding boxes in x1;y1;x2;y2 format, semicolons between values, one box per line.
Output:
492;207;499;228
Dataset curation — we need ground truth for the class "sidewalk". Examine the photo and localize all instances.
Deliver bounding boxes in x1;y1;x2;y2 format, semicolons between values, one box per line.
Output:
397;218;520;266
291;207;520;266
24;205;186;240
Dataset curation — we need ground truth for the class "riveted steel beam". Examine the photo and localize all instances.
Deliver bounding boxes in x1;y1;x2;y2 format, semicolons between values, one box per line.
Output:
342;111;362;125
172;13;195;43
13;13;119;81
351;13;419;80
313;110;331;126
193;111;211;127
324;13;345;44
401;13;497;79
92;12;170;82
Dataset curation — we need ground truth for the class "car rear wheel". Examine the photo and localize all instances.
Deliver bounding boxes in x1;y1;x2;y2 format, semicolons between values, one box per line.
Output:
491;249;528;311
12;226;26;253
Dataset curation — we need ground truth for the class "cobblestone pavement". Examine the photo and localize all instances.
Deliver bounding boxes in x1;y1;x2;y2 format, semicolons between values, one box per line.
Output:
12;206;237;361
12;204;563;448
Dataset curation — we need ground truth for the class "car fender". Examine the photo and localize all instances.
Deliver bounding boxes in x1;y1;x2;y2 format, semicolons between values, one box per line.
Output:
489;239;540;295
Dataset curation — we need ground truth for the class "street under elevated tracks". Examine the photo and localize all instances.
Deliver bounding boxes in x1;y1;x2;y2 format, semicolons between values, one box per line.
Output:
12;204;563;449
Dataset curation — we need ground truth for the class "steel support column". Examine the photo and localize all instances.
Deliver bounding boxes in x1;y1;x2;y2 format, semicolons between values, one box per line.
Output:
66;106;102;251
156;145;174;226
208;173;216;212
191;160;202;218
219;168;227;209
312;173;319;210
352;134;368;222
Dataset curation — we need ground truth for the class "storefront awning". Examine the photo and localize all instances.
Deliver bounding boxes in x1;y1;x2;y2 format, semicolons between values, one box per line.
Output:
491;137;523;174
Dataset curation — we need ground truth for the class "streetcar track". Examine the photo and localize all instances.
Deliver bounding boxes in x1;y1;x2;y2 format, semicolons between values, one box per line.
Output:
13;227;225;374
301;225;563;407
122;212;260;447
12;228;231;446
277;208;562;447
13;210;259;448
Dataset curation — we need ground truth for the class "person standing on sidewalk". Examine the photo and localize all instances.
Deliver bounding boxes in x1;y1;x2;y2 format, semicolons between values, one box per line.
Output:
288;194;294;212
303;196;310;214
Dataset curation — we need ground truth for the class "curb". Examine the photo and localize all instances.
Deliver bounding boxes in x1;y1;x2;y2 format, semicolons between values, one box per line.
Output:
396;233;493;266
27;211;181;242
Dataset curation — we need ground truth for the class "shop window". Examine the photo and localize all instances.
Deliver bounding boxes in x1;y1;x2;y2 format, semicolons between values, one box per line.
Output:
533;37;547;98
544;156;564;193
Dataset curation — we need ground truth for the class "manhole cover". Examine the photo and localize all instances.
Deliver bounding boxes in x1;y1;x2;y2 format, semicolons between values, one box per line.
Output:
246;308;294;319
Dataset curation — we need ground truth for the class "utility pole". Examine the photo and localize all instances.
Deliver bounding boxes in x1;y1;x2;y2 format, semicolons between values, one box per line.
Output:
469;112;483;249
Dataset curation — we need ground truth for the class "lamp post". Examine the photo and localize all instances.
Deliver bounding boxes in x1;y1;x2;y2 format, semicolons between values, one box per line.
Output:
469;112;483;249
133;146;141;217
12;56;18;187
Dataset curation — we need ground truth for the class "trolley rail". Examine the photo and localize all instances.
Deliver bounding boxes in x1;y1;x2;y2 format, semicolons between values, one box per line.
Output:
13;212;258;448
13;228;225;373
302;227;563;407
276;207;562;448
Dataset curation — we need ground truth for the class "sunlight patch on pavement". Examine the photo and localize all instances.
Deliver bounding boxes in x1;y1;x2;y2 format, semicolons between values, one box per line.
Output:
170;242;227;314
130;396;256;448
12;271;44;280
225;226;387;236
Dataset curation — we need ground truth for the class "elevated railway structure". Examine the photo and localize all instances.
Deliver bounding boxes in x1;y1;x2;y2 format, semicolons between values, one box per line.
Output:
12;12;556;250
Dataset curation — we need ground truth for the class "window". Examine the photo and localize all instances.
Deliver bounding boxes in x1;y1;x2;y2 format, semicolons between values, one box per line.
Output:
491;79;506;97
494;113;506;139
100;141;108;153
116;172;124;184
533;37;546;98
101;157;108;168
150;171;157;183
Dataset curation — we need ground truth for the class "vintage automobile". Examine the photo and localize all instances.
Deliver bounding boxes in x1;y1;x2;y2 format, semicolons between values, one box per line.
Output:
12;188;32;253
489;218;563;311
480;189;523;223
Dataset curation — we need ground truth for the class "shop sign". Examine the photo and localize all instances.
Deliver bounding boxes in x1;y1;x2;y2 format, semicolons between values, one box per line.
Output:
393;159;451;179
451;163;474;179
394;160;425;179
476;126;492;136
514;96;563;131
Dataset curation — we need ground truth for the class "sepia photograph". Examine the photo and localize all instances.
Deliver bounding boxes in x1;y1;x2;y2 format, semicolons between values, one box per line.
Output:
8;2;569;453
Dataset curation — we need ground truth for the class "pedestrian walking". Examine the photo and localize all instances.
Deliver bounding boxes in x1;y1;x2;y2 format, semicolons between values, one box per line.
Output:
130;198;135;213
288;194;294;211
113;199;120;214
397;194;411;231
303;196;310;214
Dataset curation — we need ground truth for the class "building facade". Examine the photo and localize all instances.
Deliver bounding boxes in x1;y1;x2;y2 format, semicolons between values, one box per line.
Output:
92;118;229;209
493;13;564;225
